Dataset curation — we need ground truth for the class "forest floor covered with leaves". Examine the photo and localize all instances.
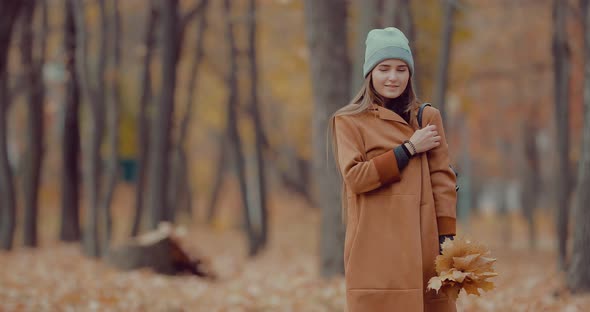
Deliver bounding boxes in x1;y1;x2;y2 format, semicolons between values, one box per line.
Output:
1;187;589;311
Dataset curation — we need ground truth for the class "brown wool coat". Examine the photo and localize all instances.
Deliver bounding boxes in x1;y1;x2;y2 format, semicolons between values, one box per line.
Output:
334;103;457;312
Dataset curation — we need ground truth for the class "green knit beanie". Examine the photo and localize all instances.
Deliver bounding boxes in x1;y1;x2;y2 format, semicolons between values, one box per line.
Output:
363;27;414;77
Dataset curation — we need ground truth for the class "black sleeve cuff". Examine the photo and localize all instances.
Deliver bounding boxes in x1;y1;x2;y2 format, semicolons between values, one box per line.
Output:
439;234;455;245
393;145;410;171
439;235;455;254
401;143;412;158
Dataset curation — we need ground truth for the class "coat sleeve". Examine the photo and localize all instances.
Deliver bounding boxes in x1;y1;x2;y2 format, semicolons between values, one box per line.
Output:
334;115;402;194
424;108;457;235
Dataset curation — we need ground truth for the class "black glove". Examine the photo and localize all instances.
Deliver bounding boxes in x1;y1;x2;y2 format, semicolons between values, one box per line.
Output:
439;235;455;255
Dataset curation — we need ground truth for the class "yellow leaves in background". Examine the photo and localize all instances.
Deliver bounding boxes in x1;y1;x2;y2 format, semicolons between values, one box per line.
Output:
258;3;312;160
427;236;498;300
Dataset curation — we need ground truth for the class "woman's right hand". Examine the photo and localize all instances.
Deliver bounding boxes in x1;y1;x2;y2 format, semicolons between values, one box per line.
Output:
407;124;441;154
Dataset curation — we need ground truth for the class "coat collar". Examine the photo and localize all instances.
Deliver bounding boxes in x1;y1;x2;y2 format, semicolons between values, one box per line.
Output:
369;103;420;128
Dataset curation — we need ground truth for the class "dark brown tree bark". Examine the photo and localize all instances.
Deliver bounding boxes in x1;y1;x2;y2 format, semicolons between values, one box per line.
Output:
145;0;206;229
168;0;209;222
60;0;81;242
433;0;455;123
100;0;121;251
20;0;47;247
567;0;590;292
521;118;539;250
72;0;108;257
382;0;421;93
552;0;571;271
206;135;227;224
351;0;379;94
303;0;349;277
0;0;23;251
264;144;312;205
224;0;257;256
131;0;158;237
245;0;268;255
147;0;180;229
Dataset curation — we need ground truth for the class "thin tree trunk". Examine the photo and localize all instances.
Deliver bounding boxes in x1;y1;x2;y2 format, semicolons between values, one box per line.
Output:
224;0;256;252
351;0;379;95
303;0;349;277
246;0;268;255
224;0;256;256
100;0;121;252
206;135;227;224
177;149;192;217
383;0;401;27
497;139;512;246
72;0;107;258
552;0;571;271
147;0;180;229
168;0;209;222
266;145;312;204
0;1;23;251
21;0;47;247
521;119;539;250
433;0;455;123
382;0;420;93
60;0;81;242
131;0;158;237
567;0;590;292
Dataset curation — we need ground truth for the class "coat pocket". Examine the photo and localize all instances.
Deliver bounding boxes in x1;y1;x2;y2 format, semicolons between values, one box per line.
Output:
346;194;422;290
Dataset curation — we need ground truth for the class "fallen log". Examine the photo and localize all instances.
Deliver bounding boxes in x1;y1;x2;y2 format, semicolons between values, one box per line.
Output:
105;222;216;279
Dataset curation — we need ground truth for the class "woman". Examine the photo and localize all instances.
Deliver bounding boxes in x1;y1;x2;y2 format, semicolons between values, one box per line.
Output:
330;27;458;312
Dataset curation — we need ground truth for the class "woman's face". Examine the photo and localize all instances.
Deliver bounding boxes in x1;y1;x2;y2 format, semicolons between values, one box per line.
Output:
371;59;410;99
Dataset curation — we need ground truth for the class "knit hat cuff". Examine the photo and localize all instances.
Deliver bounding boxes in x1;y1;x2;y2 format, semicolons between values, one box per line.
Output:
363;45;414;77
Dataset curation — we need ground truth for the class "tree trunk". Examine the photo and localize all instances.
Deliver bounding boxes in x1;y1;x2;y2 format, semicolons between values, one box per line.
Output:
100;0;121;252
497;139;512;246
0;1;23;251
382;0;421;93
223;0;257;256
265;144;313;204
168;0;209;222
246;0;268;255
206;135;227;224
176;149;192;217
131;0;158;237
60;0;81;242
567;0;590;292
351;0;379;95
303;0;348;277
20;0;47;247
224;0;253;241
147;0;180;229
521;119;539;250
552;0;571;271
72;0;108;257
433;0;455;123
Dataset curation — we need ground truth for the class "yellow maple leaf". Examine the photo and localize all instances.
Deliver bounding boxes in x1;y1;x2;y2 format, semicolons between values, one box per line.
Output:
428;236;498;299
453;253;481;271
463;282;481;296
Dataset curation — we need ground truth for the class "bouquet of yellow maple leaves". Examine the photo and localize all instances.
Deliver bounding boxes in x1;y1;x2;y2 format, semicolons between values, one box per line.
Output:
427;236;498;300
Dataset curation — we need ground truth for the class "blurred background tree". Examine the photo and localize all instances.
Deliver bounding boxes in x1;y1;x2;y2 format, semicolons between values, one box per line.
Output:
1;0;590;308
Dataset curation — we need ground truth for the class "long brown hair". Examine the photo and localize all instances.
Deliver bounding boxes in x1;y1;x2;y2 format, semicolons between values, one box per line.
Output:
328;74;420;224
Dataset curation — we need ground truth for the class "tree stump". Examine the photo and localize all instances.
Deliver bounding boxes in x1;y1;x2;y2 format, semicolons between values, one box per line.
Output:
105;222;215;279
